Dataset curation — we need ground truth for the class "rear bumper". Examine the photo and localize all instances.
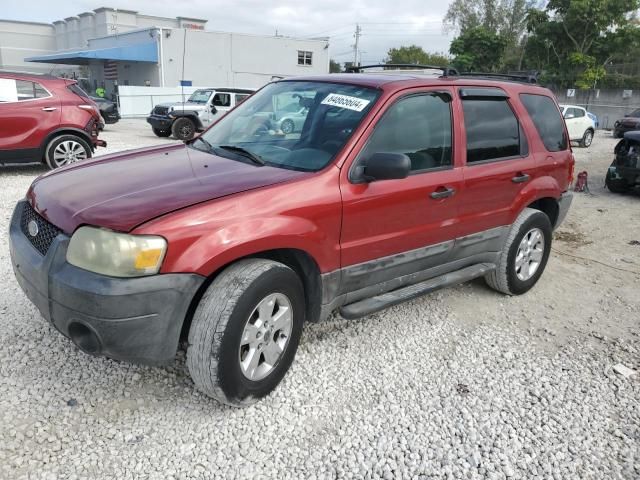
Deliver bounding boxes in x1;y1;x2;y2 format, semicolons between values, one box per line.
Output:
147;115;173;131
555;191;573;229
9;201;204;365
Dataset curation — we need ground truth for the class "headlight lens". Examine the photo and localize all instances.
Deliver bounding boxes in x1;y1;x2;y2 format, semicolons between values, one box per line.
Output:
67;226;167;277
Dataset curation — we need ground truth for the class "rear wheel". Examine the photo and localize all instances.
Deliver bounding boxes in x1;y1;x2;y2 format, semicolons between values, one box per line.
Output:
171;117;196;141
579;129;594;147
187;259;305;406
605;171;629;194
152;127;171;138
45;135;91;170
485;208;552;295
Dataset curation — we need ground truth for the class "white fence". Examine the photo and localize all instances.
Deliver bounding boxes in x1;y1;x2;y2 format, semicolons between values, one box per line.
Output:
117;86;208;117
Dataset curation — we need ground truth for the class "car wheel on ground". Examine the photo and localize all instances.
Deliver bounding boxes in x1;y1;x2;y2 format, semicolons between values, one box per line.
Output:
45;135;92;170
152;127;172;138
187;259;305;406
485;208;552;295
280;119;295;134
579;129;594;148
171;117;196;141
605;171;629;194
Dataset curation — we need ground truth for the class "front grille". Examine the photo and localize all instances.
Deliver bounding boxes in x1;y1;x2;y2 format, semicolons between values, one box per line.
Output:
153;105;169;116
19;202;62;256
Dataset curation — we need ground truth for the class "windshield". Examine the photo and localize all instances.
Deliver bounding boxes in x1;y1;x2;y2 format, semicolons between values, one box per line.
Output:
188;89;213;103
197;81;380;172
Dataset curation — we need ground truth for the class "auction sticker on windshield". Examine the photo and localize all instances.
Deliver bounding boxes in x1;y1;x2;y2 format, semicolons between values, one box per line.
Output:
321;93;370;112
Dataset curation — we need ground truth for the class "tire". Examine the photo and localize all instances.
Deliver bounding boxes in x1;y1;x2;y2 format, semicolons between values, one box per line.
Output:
485;208;552;295
187;259;305;407
281;119;295;134
152;127;171;138
579;129;594;147
171;117;196;141
45;135;92;170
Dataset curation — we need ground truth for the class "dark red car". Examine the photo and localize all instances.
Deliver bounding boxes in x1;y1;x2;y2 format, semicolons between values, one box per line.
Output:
0;71;105;169
9;71;573;406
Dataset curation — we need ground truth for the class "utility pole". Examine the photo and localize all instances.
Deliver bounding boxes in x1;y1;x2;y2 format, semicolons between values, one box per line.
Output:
353;24;361;67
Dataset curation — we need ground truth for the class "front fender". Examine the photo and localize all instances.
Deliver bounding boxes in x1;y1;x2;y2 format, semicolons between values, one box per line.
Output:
509;174;562;223
159;215;336;276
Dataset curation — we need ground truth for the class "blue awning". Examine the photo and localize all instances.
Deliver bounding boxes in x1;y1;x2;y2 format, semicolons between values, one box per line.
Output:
25;42;158;65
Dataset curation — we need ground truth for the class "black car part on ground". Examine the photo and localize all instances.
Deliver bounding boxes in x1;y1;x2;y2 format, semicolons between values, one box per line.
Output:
606;131;640;193
91;97;120;124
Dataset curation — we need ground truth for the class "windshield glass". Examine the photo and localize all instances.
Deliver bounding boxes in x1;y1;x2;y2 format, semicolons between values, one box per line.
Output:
198;81;380;172
188;89;213;103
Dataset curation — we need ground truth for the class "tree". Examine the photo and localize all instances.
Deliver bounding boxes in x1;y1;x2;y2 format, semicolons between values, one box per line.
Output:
329;59;342;73
523;0;640;87
449;27;507;71
385;45;450;66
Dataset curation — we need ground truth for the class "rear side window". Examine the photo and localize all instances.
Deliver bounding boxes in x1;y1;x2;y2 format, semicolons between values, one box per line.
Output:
67;83;90;99
462;99;521;163
520;94;568;152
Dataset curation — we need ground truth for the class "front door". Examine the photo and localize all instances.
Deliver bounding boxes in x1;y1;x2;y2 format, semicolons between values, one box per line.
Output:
339;88;462;293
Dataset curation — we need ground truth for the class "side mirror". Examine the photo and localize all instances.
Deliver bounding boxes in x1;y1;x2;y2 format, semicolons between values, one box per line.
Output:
352;152;411;183
210;105;218;114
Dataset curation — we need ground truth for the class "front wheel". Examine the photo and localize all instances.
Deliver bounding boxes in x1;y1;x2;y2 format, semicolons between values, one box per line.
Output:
485;208;552;295
171;117;196;141
280;119;295;134
45;135;92;169
579;129;594;148
187;259;305;407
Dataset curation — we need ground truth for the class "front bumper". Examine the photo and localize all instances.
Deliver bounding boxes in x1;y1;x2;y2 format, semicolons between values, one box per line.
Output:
555;191;573;229
9;201;204;365
147;115;173;131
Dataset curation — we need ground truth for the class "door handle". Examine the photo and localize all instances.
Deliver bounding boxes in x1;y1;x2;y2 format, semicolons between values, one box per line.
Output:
512;173;530;183
41;107;57;112
430;187;456;199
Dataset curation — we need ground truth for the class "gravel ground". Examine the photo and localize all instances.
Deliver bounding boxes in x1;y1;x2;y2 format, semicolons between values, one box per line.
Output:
0;122;638;479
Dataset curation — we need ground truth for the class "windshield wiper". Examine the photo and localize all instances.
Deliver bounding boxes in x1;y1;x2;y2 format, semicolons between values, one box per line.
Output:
217;145;265;166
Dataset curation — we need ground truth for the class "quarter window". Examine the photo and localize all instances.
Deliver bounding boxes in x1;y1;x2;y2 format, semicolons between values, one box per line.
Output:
297;51;313;66
359;93;453;172
520;94;568;152
462;98;522;163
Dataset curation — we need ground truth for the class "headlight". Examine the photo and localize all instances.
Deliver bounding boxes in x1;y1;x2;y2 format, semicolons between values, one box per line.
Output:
67;226;167;277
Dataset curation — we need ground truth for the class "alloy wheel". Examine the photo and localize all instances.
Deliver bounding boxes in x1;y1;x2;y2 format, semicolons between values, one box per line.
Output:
515;227;545;281
52;140;87;167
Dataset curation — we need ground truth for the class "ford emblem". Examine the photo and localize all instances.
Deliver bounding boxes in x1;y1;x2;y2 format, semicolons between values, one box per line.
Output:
27;220;39;237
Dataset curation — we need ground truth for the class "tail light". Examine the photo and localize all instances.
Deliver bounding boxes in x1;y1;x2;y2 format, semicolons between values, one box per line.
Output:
78;104;100;117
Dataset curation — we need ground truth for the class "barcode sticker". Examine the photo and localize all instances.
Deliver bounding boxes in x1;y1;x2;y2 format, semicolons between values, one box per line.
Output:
321;93;370;112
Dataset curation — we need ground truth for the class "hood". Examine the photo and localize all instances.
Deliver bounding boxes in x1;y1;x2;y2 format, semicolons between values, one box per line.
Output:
28;144;310;234
157;102;207;111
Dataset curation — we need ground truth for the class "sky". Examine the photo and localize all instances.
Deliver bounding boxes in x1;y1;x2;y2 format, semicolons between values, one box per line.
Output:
3;0;456;64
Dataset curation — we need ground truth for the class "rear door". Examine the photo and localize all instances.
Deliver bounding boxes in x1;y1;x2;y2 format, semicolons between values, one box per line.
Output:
339;87;463;292
0;78;60;161
456;87;535;236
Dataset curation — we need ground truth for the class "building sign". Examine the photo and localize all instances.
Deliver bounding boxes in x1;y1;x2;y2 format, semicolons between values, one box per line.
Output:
104;61;118;80
183;23;204;30
567;89;575;98
623;90;633;99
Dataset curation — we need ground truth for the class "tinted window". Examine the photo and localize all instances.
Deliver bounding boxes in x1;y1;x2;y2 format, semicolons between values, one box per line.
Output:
34;83;49;98
462;99;521;162
359;93;452;171
67;83;90;98
235;94;250;104
213;93;231;107
520;94;568;152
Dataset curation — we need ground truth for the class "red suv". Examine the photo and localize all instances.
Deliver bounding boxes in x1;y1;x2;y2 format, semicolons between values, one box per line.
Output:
0;71;105;169
9;70;573;406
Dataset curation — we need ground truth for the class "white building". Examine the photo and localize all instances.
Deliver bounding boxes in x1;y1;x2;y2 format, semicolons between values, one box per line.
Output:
0;7;329;95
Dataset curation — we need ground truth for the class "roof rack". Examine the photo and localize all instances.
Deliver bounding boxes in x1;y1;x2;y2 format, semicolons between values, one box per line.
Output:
346;64;459;77
457;72;538;84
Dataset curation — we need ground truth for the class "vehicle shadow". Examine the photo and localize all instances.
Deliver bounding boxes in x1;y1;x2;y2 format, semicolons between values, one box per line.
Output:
0;163;49;176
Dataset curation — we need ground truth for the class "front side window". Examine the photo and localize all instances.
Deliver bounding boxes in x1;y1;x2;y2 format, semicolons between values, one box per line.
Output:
462;98;522;163
212;93;231;107
520;94;568;152
358;93;452;172
298;51;313;66
188;89;213;104
197;81;379;172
